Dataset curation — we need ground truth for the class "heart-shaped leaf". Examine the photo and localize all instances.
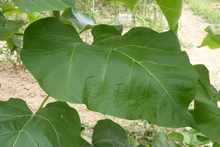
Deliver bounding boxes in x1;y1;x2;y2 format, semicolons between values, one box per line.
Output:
0;98;81;146
192;65;220;143
199;26;220;49
13;0;76;13
92;119;133;147
0;11;25;40
156;0;182;31
21;18;197;128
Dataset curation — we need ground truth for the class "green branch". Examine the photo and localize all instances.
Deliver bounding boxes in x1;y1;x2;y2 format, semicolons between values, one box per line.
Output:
38;95;50;110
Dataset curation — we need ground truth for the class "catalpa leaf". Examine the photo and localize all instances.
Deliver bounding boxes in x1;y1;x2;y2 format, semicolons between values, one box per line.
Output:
199;26;220;49
92;119;133;147
156;0;182;31
21;18;197;128
13;0;76;13
0;98;81;147
0;11;25;40
192;65;220;143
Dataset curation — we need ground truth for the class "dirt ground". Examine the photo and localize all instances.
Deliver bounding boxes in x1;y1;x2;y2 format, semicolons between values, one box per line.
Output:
1;5;220;145
179;6;220;90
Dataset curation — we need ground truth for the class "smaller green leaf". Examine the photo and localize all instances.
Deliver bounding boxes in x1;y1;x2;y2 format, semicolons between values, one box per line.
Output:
92;24;121;42
62;7;96;32
169;129;209;147
92;119;133;147
6;35;22;51
199;26;220;49
27;13;42;23
109;23;123;34
129;138;140;147
168;132;184;143
0;4;23;16
151;132;179;147
156;0;182;32
0;11;25;40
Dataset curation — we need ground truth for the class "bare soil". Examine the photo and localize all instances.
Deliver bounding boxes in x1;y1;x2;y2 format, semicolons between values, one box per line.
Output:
179;7;220;91
0;5;220;145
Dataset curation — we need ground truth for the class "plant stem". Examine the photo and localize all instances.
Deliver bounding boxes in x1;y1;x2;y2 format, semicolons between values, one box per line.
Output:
52;11;60;20
15;33;24;36
38;95;50;110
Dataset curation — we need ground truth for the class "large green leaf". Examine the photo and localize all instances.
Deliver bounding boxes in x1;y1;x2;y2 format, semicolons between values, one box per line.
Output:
156;0;182;31
21;17;197;128
0;98;81;146
92;119;133;147
0;11;25;40
101;0;139;10
192;65;220;143
199;26;220;49
13;0;76;13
